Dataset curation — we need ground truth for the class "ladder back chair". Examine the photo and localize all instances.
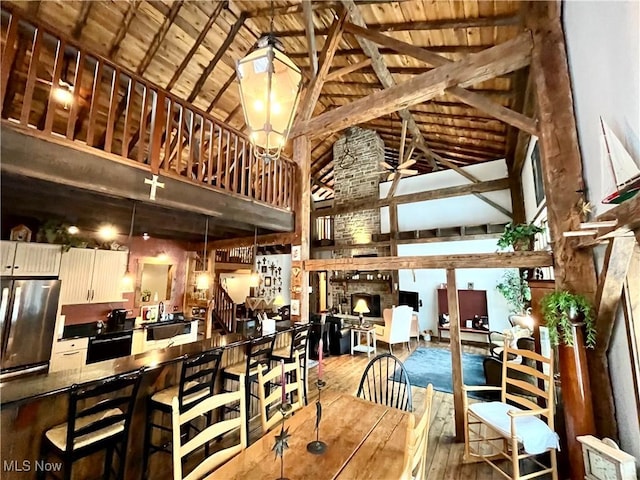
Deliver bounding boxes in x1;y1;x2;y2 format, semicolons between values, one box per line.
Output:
171;383;247;480
271;323;310;404
258;351;305;433
463;344;559;480
221;334;275;442
143;348;223;478
38;368;144;480
402;384;434;480
356;353;413;412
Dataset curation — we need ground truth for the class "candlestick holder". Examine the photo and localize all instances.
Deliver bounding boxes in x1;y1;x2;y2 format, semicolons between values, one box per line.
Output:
273;402;292;480
306;379;327;455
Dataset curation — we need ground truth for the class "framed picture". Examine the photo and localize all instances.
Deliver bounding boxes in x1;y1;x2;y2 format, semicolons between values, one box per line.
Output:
290;299;300;316
261;265;267;273
264;276;272;287
531;140;545;207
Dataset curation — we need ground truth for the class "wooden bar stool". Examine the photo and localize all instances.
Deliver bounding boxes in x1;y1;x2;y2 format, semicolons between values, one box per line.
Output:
220;335;275;443
142;348;222;479
38;369;144;480
271;323;310;404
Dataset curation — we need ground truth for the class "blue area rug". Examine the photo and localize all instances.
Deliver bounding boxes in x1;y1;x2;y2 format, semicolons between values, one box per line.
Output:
396;347;498;400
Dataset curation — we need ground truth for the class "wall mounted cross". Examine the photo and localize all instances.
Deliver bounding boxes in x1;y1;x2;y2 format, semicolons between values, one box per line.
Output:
144;174;165;200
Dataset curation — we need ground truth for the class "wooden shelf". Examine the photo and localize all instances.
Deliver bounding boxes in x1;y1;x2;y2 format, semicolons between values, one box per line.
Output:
330;279;391;285
438;325;489;335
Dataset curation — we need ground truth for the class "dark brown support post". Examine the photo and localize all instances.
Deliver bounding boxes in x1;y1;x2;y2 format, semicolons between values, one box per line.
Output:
446;268;464;441
293;136;311;323
526;3;598;477
389;202;399;304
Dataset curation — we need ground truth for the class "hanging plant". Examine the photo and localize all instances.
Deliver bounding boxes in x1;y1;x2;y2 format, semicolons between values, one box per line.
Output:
497;222;545;251
540;291;596;348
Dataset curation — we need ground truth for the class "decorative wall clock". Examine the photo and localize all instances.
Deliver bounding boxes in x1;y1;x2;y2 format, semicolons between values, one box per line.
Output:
577;435;636;480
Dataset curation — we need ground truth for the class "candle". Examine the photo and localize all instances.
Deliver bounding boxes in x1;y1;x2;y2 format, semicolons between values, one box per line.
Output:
318;339;323;380
281;359;286;404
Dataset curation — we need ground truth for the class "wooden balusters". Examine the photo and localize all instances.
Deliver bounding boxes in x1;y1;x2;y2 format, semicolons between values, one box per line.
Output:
20;27;42;125
1;13;20;107
121;75;133;157
66;50;85;140
104;67;120;152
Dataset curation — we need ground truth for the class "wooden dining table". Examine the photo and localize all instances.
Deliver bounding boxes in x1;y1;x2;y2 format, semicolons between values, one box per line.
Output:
205;393;411;480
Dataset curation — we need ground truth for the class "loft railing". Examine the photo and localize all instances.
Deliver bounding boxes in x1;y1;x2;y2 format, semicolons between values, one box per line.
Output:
0;9;296;210
214;246;254;264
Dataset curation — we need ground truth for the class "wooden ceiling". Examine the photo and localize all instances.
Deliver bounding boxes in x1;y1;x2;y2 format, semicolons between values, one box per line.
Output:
4;0;528;200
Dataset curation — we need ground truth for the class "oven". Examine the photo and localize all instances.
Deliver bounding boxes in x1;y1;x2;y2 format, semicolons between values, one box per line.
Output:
86;331;133;364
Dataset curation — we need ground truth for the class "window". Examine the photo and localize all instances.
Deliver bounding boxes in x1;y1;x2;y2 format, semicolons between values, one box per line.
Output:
531;141;545;207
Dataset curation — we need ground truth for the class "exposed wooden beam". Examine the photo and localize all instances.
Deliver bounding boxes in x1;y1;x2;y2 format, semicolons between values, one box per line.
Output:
304;251;554;271
206;71;237;113
71;1;93;39
596;195;640;232
188;12;247;103
325;58;372;81
288;45;492;60
527;3;597;474
447;268;465;441
313;177;510;218
208;232;296;249
296;9;348;123
302;0;318;79
291;33;532;139
108;0;139;58
293;135;311;322
342;21;538;137
340;0;437;169
166;2;226;91
139;1;184;74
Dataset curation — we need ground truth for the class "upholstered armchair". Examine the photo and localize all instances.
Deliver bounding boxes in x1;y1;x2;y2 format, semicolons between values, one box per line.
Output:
375;306;413;353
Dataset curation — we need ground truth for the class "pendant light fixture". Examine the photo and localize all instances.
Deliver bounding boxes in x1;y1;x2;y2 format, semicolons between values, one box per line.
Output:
196;217;210;290
236;2;303;162
122;202;136;292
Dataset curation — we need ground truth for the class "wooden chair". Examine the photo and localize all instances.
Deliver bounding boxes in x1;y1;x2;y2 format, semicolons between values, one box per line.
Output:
401;384;434;480
463;343;558;480
356;353;413;412
375;306;413;353
257;351;305;433
38;369;143;480
171;383;247;480
270;323;310;404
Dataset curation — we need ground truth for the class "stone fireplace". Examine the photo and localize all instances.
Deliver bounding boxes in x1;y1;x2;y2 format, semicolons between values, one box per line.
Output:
328;127;394;316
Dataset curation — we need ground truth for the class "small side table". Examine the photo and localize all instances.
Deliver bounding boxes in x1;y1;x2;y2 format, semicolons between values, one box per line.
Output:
351;325;377;358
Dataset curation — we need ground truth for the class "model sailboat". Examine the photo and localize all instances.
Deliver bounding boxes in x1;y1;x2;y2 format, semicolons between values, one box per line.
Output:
600;117;640;204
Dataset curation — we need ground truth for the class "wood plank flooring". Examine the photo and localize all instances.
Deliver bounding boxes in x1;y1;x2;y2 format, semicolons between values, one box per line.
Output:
305;339;549;479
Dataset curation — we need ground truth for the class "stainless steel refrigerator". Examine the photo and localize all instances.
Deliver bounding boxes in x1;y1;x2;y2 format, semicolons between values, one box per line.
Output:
1;278;61;378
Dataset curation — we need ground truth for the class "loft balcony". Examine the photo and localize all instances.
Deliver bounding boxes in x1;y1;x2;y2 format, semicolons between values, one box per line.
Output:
0;10;295;239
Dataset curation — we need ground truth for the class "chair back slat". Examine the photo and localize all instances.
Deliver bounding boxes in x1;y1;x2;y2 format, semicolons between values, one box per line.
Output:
172;383;246;480
179;348;223;412
246;335;275;373
357;353;412;412
402;384;434;480
66;368;143;452
501;344;554;409
258;351;305;433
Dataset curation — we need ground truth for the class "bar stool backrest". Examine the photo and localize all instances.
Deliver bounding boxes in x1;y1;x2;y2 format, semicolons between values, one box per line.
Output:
246;335;275;375
178;349;223;413
290;323;310;360
66;368;144;452
357;353;413;412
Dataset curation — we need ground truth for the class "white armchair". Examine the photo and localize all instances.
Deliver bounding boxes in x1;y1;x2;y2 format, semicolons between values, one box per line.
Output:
375;306;413;353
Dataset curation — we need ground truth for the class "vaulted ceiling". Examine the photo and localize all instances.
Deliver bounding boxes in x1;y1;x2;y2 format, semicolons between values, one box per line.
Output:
3;0;529;201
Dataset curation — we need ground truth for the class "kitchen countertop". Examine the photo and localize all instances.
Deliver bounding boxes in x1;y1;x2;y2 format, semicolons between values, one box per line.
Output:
1;321;294;408
60;316;201;340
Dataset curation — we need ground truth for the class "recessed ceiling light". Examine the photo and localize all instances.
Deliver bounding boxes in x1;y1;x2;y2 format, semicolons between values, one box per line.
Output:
67;225;79;235
98;224;117;241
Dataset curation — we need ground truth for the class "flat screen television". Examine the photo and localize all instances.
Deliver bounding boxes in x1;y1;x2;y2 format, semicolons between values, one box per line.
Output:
399;290;419;312
350;293;381;318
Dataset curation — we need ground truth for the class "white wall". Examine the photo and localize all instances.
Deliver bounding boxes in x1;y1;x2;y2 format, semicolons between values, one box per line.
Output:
564;0;640;463
397;239;514;339
219;254;292;305
379;159;512;232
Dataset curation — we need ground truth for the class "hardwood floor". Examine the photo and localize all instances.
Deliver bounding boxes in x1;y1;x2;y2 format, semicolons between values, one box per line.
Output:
306;338;552;480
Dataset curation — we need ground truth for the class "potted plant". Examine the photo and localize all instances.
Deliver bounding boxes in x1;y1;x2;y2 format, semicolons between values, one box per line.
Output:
496;270;531;316
540;291;596;348
497;222;544;251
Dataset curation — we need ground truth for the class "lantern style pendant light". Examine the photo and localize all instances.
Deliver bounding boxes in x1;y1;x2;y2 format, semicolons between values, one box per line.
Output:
236;30;302;162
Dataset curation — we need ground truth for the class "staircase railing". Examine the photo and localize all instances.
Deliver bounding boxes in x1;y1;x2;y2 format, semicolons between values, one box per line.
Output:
0;8;296;210
213;282;236;334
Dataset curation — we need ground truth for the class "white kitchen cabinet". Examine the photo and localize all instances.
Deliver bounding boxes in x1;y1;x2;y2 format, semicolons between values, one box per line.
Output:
58;248;127;305
49;337;88;372
0;241;61;276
